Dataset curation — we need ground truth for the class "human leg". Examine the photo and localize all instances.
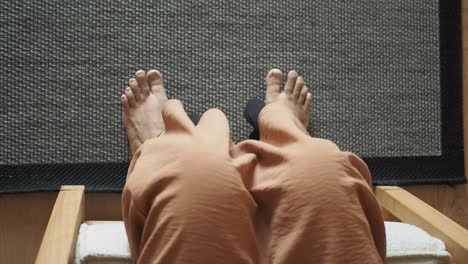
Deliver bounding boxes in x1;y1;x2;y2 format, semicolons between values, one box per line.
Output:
235;69;386;263
121;70;258;264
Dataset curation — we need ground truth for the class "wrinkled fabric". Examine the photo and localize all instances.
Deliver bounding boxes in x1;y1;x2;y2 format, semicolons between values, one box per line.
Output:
122;99;386;264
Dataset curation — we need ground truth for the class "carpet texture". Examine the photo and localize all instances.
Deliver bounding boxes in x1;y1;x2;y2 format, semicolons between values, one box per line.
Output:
0;0;464;192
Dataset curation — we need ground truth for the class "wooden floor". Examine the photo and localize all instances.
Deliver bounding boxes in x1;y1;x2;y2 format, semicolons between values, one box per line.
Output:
397;0;468;231
395;0;468;233
0;192;55;264
0;192;122;264
1;2;468;264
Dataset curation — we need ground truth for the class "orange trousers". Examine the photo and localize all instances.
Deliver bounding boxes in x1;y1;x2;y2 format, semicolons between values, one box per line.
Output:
122;100;386;264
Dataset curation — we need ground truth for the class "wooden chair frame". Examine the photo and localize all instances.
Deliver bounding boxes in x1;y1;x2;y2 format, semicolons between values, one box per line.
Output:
35;185;468;264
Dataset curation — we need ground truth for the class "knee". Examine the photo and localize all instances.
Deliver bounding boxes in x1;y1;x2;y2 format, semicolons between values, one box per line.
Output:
126;152;254;213
287;142;371;195
174;151;250;197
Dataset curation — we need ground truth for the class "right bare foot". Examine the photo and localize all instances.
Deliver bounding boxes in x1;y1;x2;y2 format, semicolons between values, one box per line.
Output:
121;69;168;155
265;69;313;128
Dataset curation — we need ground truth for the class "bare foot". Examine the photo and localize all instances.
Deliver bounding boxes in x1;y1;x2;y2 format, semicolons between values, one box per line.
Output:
121;69;168;155
265;69;313;128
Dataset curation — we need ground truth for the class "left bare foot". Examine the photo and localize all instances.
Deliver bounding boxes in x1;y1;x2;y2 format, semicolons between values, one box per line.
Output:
265;69;313;128
121;69;168;155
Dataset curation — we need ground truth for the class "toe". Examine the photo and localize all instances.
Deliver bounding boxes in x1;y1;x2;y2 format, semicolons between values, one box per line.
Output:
284;70;298;94
299;86;308;104
305;92;313;112
129;78;142;101
125;87;136;107
121;94;130;114
265;69;283;88
146;69;166;95
135;70;150;96
303;93;313;128
265;69;283;103
120;94;130;127
292;76;304;99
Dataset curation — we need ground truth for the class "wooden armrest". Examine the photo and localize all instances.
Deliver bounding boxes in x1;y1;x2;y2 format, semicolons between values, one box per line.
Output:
34;185;467;263
36;185;85;264
376;186;468;264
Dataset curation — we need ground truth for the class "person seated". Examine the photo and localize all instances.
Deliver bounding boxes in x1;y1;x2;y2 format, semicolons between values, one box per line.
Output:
120;69;386;264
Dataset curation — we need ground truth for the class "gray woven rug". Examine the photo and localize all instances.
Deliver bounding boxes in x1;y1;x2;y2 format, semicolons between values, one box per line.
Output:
0;0;440;164
1;0;464;191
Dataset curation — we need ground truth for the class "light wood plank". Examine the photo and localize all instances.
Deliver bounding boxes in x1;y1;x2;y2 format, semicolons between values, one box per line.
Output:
376;186;468;264
404;185;468;229
35;186;85;264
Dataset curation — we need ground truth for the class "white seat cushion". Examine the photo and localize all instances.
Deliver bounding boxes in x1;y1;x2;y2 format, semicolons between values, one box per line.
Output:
75;221;452;264
75;222;132;264
385;222;452;264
